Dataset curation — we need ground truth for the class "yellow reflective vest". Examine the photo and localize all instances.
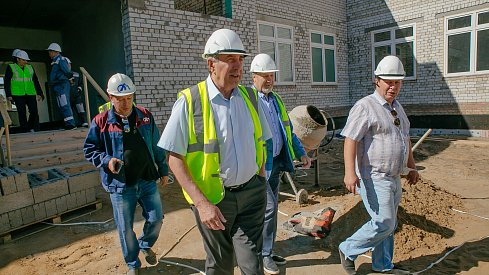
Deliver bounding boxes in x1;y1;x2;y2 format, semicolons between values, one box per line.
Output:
271;91;295;160
9;64;36;96
179;81;265;205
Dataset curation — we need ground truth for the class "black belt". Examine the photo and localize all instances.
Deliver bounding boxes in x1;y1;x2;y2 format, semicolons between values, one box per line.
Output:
224;175;257;192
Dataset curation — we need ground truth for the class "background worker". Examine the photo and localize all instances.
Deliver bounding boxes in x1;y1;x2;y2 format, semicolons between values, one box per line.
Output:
250;53;311;274
338;55;419;275
4;50;45;132
158;29;272;275
69;71;88;127
84;73;168;275
46;42;76;130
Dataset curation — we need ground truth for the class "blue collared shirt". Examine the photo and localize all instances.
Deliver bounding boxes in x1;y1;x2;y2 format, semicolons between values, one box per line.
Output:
158;76;271;186
257;89;284;158
341;91;410;179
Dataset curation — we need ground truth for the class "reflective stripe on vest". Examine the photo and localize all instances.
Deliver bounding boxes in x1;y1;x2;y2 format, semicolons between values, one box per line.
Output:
179;81;265;205
272;91;295;160
98;102;136;113
9;64;36;96
98;102;112;113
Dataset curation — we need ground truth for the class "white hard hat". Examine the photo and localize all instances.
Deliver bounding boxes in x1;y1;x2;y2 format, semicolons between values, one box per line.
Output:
374;55;405;80
16;50;30;61
107;73;136;96
202;29;248;59
46;43;62;52
12;49;21;57
250;53;278;73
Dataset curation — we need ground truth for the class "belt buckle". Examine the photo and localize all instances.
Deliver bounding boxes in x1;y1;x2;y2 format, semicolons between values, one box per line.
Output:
226;182;245;192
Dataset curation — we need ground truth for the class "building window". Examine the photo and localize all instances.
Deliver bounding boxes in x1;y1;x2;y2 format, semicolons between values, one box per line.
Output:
371;24;416;79
310;31;336;84
174;0;228;18
257;21;294;84
445;9;489;76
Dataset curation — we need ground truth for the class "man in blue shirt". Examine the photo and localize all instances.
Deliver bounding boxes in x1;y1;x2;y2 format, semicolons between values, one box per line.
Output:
84;73;168;275
251;53;311;274
47;43;76;130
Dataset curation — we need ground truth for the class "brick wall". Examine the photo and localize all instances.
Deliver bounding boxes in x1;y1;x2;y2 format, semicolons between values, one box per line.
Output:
346;0;489;116
122;0;349;129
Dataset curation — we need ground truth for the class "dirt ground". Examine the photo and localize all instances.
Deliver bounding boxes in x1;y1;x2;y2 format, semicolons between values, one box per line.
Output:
1;136;489;275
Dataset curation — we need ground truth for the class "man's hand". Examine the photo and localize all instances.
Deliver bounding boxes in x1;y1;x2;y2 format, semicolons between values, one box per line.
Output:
159;176;169;186
37;95;44;101
407;169;419;185
344;172;360;195
195;200;227;230
108;158;124;174
301;155;312;169
7;97;14;104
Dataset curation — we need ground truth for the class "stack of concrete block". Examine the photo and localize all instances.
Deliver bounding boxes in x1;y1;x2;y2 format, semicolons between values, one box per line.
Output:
0;166;100;236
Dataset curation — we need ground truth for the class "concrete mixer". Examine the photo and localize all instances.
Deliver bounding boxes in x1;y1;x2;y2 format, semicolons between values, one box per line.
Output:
279;105;333;204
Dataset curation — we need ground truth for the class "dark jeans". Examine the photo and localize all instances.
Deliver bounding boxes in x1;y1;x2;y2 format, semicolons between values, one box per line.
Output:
12;95;39;132
191;175;267;275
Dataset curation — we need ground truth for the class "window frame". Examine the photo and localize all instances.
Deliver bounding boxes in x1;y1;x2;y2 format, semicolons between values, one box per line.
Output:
444;9;489;77
310;30;337;85
371;24;417;80
257;21;295;85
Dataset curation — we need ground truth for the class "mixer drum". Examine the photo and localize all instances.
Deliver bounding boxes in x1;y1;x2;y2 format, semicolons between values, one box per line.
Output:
288;105;328;152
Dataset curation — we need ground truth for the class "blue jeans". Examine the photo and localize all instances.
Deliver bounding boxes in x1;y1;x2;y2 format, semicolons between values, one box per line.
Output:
339;176;402;271
262;157;283;257
53;81;75;126
109;179;164;269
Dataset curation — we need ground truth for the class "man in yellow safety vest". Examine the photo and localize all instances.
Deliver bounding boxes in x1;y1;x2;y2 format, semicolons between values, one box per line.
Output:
4;49;45;132
158;29;272;275
251;53;311;274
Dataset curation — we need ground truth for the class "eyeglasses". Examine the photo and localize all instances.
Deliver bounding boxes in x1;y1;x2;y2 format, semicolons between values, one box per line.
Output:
391;109;400;127
121;116;130;133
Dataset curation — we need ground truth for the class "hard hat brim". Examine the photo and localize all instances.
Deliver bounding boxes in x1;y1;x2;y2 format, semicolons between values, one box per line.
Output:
107;91;136;96
202;51;249;59
377;75;405;80
251;69;279;73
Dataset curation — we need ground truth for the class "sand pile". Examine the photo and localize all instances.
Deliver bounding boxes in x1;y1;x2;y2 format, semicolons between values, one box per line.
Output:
320;178;465;259
395;178;464;260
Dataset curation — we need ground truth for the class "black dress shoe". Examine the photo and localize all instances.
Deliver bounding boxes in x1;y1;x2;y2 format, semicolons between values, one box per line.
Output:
338;249;356;275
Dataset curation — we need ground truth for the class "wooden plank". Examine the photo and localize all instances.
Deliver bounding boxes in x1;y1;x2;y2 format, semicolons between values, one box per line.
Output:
0;199;102;244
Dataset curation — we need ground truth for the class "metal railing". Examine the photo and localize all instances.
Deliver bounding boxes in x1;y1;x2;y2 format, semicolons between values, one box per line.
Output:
79;67;109;123
0;96;12;166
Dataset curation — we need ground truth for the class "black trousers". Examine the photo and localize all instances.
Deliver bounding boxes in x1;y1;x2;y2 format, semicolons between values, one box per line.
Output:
12;95;39;132
191;175;267;275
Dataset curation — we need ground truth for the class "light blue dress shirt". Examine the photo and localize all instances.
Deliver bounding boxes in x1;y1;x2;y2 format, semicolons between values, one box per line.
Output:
158;76;271;187
257;90;284;158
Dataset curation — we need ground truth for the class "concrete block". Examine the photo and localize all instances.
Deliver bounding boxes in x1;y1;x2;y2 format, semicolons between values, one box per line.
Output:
68;170;100;193
28;173;47;187
86;187;96;203
0;189;34;214
33;203;46;221
48;168;69;180
75;190;87;207
0;167;17;195
8;167;30;192
8;209;22;228
30;173;69;204
45;199;58;217
55;196;68;213
66;193;77;210
0;213;10;234
20;206;35;225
